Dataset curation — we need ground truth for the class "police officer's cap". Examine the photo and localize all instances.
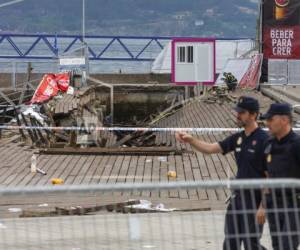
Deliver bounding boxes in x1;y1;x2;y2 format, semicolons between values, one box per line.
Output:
234;96;259;113
261;103;292;120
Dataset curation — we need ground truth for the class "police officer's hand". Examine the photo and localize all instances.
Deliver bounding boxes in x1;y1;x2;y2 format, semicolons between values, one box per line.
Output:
175;132;193;144
256;206;266;225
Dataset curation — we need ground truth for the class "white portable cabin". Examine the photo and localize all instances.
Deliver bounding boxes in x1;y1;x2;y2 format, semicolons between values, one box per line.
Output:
152;39;255;75
171;38;216;85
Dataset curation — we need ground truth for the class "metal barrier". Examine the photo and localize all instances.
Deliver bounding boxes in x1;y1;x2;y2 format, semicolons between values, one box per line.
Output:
0;180;299;250
268;59;300;85
0;34;170;61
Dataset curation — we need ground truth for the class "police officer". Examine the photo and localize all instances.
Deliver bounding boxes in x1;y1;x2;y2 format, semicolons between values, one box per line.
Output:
176;96;268;250
261;103;300;250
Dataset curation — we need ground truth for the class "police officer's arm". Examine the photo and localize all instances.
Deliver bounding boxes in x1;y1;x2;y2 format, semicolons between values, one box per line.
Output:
293;140;300;168
256;143;270;225
175;132;223;154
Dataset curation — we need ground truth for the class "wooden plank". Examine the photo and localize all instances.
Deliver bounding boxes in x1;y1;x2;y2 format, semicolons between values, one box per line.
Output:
170;155;184;198
181;154;198;200
158;155;169;199
52;155;82;184
99;155;117;184
90;156;110;184
107;156;124;185
63;103;69;114
39;146;187;156
0;143;21;169
116;156;131;199
141;156;151;197
116;156;131;184
125;156;138;196
133;156;146;196
72;156;96;185
0;135;21;146
2;147;33;186
24;155;63;187
150;155;160;198
41;155;73;184
32;155;67;186
64;156;89;185
81;156;105;184
0;146;31;185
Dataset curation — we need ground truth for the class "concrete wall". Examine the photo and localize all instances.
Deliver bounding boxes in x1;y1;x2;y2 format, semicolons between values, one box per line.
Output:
0;73;172;88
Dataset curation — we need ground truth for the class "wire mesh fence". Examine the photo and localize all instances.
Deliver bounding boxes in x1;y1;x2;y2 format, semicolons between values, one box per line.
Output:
0;180;299;250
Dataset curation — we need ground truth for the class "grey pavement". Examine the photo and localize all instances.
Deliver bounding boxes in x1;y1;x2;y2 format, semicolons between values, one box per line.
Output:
0;211;276;250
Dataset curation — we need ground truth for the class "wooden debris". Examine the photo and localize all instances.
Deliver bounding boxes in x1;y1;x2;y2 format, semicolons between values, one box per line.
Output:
20;200;141;217
38;146;192;156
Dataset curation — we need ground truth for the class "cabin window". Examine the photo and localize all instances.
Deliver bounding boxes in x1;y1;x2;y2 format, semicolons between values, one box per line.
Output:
177;46;194;63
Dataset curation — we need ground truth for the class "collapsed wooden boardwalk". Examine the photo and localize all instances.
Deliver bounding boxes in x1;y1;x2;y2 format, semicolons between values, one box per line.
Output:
0;91;276;211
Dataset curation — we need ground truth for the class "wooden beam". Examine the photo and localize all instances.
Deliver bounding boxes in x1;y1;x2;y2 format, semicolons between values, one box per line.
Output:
39;146;192;156
0;90;15;106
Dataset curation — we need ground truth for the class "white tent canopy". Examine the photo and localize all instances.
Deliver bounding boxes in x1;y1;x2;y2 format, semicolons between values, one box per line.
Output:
215;58;252;85
151;39;255;74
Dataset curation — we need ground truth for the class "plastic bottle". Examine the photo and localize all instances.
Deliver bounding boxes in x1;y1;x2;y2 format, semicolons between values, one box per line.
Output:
31;154;37;173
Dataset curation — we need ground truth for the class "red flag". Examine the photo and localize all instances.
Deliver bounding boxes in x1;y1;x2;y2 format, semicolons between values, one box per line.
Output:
30;73;70;104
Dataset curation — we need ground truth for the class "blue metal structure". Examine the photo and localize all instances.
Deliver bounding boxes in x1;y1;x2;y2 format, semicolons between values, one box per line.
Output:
0;34;254;62
0;34;171;61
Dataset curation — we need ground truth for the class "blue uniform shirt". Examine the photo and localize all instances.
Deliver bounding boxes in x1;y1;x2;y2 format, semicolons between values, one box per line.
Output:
219;127;269;179
264;130;300;179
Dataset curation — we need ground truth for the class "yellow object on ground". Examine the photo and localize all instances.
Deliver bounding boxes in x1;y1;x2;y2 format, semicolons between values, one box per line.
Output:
51;178;64;185
167;171;177;178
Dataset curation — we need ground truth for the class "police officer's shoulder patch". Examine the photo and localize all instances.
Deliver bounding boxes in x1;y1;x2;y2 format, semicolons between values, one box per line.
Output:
267;154;272;163
237;137;243;145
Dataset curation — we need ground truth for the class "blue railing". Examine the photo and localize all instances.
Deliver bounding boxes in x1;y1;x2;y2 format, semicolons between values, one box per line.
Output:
0;34;254;62
0;34;171;61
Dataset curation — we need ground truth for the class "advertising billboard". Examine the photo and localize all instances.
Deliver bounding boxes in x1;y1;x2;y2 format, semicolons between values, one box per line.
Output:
263;0;300;59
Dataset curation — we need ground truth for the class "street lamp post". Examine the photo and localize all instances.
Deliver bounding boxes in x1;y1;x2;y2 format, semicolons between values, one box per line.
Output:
82;0;85;44
82;0;89;85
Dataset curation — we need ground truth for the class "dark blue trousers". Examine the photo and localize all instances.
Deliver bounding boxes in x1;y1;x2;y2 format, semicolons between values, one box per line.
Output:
223;192;266;250
266;193;300;250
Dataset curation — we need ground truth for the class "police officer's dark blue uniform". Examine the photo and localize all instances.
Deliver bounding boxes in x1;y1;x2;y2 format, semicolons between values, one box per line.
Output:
261;103;300;250
219;97;268;250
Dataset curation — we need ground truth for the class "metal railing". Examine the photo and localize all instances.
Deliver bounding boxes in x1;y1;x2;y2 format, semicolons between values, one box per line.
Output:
0;34;254;61
0;34;170;61
0;179;299;250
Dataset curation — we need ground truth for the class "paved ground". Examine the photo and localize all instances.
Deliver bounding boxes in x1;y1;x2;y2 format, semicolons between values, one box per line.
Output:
0;211;274;250
261;85;300;117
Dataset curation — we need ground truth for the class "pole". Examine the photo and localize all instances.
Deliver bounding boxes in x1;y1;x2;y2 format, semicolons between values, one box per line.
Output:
110;86;114;125
258;0;263;53
82;0;85;45
82;0;89;85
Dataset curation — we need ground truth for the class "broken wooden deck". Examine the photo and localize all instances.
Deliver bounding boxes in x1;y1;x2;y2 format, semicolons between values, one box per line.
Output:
0;91;276;213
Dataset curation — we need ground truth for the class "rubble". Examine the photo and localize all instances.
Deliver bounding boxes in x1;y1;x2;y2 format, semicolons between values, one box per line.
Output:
2;82;188;155
203;86;238;105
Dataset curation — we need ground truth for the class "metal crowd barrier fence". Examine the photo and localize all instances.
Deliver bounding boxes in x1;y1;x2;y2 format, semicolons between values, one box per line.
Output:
0;179;299;250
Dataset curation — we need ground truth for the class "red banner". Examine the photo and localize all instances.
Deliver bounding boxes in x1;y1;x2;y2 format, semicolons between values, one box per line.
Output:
262;0;300;59
30;73;70;104
263;26;300;59
239;54;263;89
